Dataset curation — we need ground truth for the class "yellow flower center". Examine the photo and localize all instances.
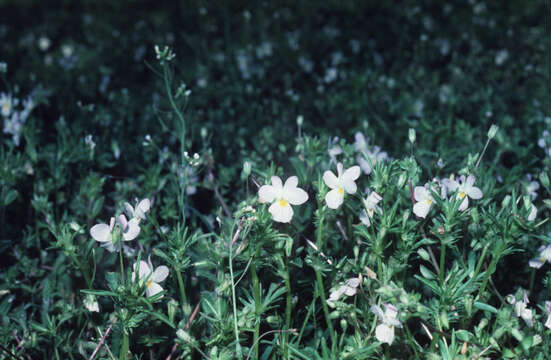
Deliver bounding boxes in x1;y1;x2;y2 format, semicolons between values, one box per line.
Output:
541;257;547;263
459;192;466;199
426;199;432;205
2;103;9;112
338;188;344;195
368;208;374;216
146;280;152;288
279;199;288;207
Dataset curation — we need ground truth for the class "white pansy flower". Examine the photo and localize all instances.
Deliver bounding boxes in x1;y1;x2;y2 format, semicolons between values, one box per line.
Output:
125;198;151;220
354;132;389;175
327;277;361;308
524;175;539;200
371;303;402;345
444;175;483;211
90;217;116;251
0;93;16;118
359;190;382;227
118;214;140;241
508;292;533;327
413;185;434;218
527;203;537;221
258;175;309;223
83;294;99;312
529;245;551;269
132;260;169;298
323;163;361;209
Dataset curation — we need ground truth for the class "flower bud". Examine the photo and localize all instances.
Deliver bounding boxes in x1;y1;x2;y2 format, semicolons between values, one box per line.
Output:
417;248;430;261
408;128;416;144
296;115;303;127
487;124;498;139
243;161;252;177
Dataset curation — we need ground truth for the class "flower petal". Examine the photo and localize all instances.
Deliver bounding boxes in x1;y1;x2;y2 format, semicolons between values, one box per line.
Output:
370;305;384;320
90;223;111;242
271;176;283;190
466;175;475;187
124;202;135;217
413;201;430;218
123;218;141;240
325;188;344;209
284;186;309;205
357;156;372;175
323;170;338;189
268;201;294;223
375;324;395;345
458;197;469;211
414;186;428;201
136;260;151;280
343;165;361;182
284;176;299;189
146;282;164;298
153;265;169;283
343;179;358;194
467;186;483;200
359;210;371;226
258;185;277;203
136;198;151;219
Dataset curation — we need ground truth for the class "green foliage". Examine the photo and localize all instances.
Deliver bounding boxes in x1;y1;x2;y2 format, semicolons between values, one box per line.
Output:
2;1;551;359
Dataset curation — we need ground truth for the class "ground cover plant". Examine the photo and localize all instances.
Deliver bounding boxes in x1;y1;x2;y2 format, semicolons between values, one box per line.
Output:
2;0;551;359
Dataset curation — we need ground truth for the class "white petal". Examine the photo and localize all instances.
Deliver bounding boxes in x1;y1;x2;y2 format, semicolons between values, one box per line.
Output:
370;305;385;320
541;245;551;261
466;175;476;186
101;241;117;253
413;201;430;218
343;286;357;296
368;191;382;204
325;188;344;209
527;204;537;221
414;186;428;201
343;165;361;182
153;265;169;282
375;323;395;345
458;197;469;211
118;214;128;229
123;218;141;240
528;259;544;269
357;156;372;175
346;278;360;288
90;223;111;242
284;176;298;189
136;199;151;219
146;282;164;298
442;178;458;192
354;132;367;152
546;314;551;330
336;163;344;177
124;202;135;218
343;179;357;194
323;170;339;189
467;186;483;200
284;186;309;205
271;176;283;190
268;201;294;223
135;260;151;280
359;210;371;226
258;185;277;203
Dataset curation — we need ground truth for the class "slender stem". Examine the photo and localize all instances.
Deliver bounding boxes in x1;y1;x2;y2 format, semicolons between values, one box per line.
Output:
283;257;292;359
314;207;337;349
475;138;491;169
477;255;499;300
175;271;188;314
315;269;337;349
119;241;125;287
250;257;261;360
228;224;241;356
119;329;129;360
297;298;314;343
439;241;446;286
473;244;489;280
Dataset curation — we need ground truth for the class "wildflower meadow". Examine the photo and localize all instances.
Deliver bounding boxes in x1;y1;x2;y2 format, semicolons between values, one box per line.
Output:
2;1;551;359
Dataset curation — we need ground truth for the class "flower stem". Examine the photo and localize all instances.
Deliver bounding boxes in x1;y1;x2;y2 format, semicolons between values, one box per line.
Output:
119;242;125;287
282;257;292;359
250;253;262;360
175;271;188;314
529;268;536;295
314;208;337;350
119;328;129;360
228;223;241;357
439;242;446;286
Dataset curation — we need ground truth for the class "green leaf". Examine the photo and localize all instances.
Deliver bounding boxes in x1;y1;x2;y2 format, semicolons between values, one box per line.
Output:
80;289;118;297
4;189;18;206
473;301;498;314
